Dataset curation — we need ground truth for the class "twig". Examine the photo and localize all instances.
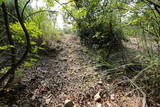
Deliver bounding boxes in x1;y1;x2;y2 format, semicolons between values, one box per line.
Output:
24;10;57;20
21;0;31;19
145;0;160;8
124;76;147;107
101;63;133;72
54;0;78;22
113;76;147;107
133;64;154;81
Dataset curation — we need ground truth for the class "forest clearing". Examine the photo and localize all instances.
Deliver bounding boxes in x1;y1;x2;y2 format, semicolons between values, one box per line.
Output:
0;0;160;107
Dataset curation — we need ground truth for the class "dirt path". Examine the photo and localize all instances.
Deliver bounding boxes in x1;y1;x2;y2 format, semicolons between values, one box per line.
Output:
19;35;102;106
0;35;143;107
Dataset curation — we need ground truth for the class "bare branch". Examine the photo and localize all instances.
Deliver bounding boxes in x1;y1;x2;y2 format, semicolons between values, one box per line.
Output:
24;10;57;20
21;0;31;19
146;0;160;8
133;64;154;81
54;0;78;22
145;0;160;15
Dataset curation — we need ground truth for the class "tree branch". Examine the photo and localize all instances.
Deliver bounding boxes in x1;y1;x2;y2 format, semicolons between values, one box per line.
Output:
24;10;57;20
146;0;160;8
14;0;31;68
154;5;160;15
21;0;31;19
54;0;78;22
0;2;16;90
146;0;160;15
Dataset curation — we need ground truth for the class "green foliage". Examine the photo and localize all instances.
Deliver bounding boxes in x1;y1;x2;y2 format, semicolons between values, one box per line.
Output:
23;57;38;67
44;0;55;6
30;8;63;41
10;21;42;42
9;21;42;67
126;1;160;39
0;67;9;73
63;25;76;34
96;55;114;68
66;0;124;57
0;45;14;50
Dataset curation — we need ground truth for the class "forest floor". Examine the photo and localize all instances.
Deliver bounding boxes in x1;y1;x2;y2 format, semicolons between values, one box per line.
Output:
0;35;144;107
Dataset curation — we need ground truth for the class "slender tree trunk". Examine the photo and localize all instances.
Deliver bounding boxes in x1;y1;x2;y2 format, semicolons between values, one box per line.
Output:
0;0;31;89
2;2;16;71
0;2;16;89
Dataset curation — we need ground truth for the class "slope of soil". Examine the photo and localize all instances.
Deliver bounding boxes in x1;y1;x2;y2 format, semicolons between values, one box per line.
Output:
0;35;143;107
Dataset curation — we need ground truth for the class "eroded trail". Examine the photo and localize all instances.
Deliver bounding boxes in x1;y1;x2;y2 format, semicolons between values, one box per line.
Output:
16;35;142;107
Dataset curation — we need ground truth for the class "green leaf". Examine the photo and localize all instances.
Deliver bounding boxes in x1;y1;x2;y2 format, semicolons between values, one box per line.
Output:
29;58;37;62
0;45;14;50
41;41;46;45
127;17;141;25
0;67;9;73
93;32;101;38
38;47;44;50
23;62;32;67
31;41;36;45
